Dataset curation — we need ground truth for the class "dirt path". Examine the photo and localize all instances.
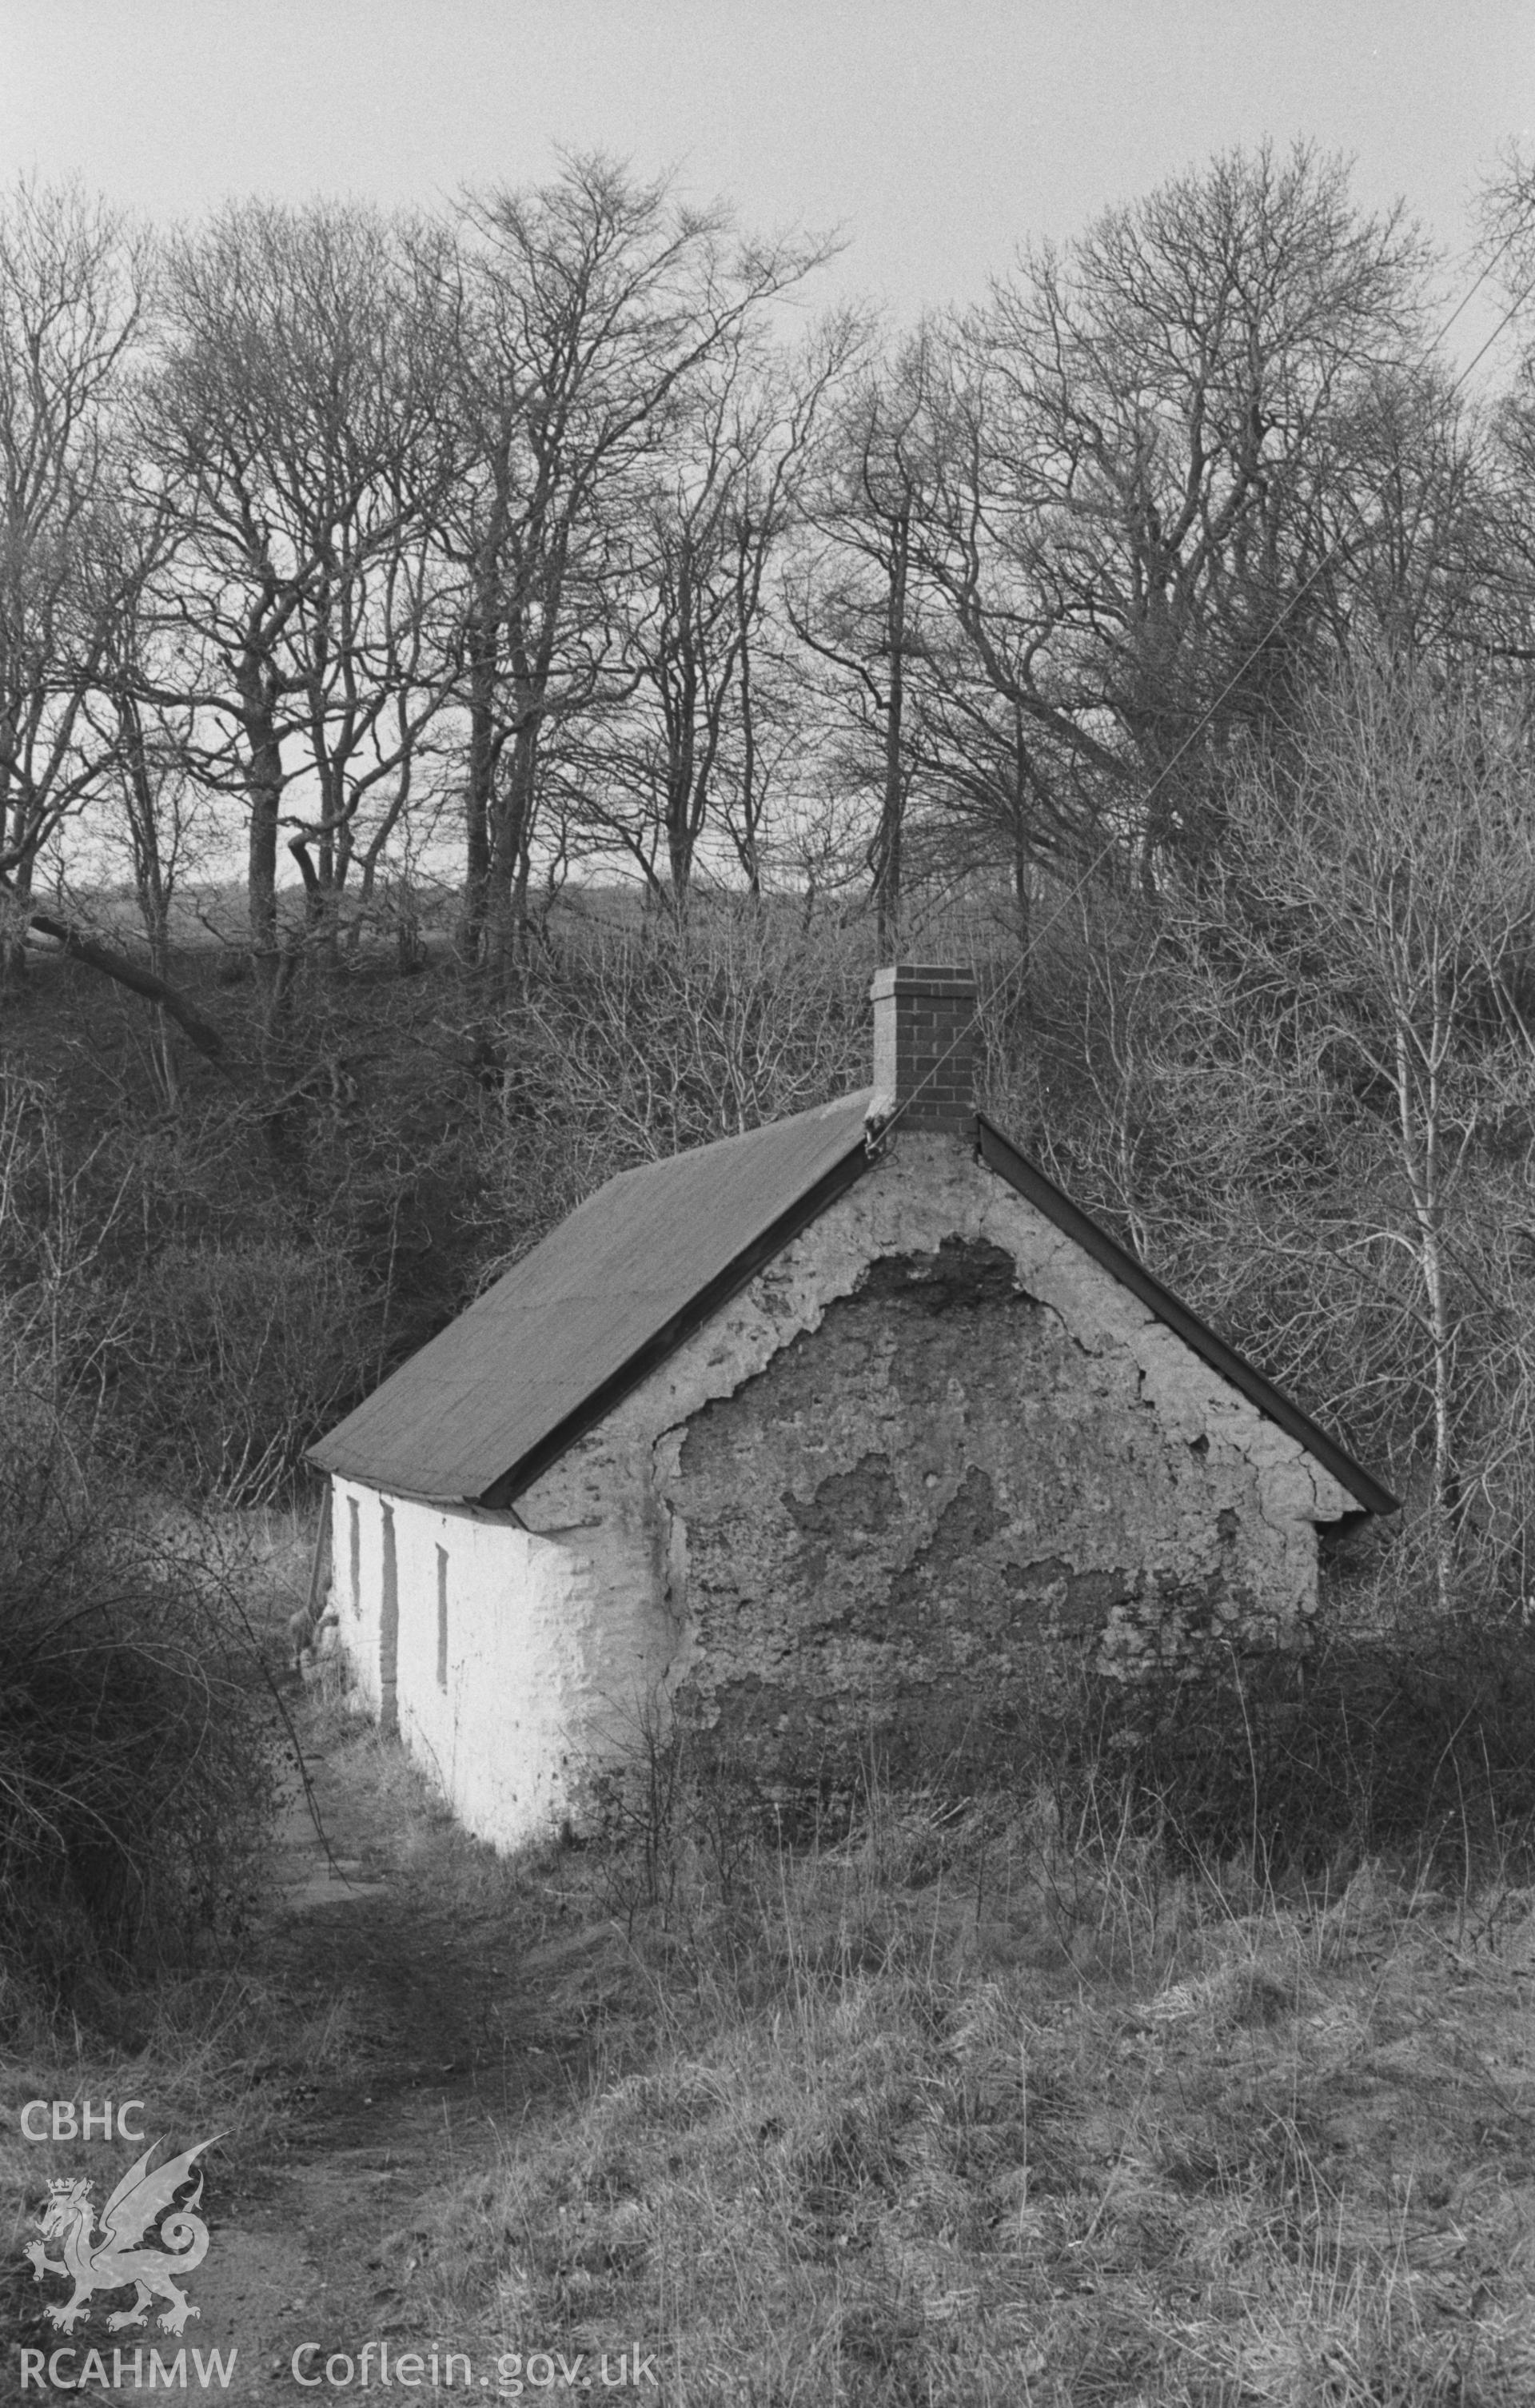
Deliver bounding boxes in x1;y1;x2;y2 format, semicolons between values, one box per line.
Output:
184;1712;578;2401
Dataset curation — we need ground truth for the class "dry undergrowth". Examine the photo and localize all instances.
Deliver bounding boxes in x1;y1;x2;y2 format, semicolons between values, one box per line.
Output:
395;1785;1535;2406
9;1581;1535;2404
0;1502;348;2289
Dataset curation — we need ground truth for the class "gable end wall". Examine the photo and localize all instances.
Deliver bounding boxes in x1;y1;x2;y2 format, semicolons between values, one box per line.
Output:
512;1135;1356;1793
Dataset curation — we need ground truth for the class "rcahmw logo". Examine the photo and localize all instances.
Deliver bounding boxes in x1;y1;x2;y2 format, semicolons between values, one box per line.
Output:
16;2113;233;2390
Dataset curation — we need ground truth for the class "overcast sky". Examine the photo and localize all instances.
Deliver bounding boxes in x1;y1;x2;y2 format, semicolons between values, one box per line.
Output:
2;0;1533;363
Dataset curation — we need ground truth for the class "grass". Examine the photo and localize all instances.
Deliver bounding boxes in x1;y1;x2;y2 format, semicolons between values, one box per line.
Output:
0;1955;365;2380
381;1763;1535;2406
7;1572;1535;2402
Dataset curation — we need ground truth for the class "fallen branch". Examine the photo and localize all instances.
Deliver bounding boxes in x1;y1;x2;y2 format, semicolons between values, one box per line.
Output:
14;891;230;1067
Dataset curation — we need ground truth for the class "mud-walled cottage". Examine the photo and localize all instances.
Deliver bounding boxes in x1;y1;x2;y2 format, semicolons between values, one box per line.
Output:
309;966;1394;1853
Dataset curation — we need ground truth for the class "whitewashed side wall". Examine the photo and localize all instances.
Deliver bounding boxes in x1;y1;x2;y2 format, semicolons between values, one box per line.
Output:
327;1477;677;1852
330;1477;384;1719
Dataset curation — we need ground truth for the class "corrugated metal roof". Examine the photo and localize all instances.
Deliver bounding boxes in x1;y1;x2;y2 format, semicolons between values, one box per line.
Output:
309;1090;877;1504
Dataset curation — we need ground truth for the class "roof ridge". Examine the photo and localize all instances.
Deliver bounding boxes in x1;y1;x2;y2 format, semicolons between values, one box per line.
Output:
310;1088;1393;1521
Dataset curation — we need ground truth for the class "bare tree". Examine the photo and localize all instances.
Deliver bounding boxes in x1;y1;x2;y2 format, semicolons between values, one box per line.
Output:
0;179;149;979
564;313;858;902
937;145;1437;888
430;155;834;971
1050;663;1535;1599
144;199;453;1004
791;330;947;948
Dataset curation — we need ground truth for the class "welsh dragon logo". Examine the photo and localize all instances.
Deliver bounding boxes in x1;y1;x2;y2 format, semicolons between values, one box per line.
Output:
22;2133;223;2336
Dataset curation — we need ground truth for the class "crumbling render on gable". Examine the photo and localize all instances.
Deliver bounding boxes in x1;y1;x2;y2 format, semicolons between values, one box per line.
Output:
659;1233;1291;1780
516;1138;1357;1795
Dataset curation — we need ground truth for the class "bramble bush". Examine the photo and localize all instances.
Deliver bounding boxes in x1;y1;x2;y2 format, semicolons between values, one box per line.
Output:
0;1355;276;2022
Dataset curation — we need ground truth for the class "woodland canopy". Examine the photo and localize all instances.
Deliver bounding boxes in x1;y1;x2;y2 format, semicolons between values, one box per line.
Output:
6;141;1535;1605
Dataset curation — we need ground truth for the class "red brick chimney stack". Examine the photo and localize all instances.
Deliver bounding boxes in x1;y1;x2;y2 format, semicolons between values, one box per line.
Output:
868;963;979;1136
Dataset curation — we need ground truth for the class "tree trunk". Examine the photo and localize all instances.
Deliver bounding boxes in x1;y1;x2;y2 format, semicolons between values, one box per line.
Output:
487;708;540;982
241;689;285;991
457;610;497;967
2;851;32;987
1397;1018;1458;1606
1011;713;1033;971
873;508;910;953
737;587;760;896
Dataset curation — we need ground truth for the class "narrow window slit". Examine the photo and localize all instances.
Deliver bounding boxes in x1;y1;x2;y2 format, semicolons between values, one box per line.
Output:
437;1545;449;1692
